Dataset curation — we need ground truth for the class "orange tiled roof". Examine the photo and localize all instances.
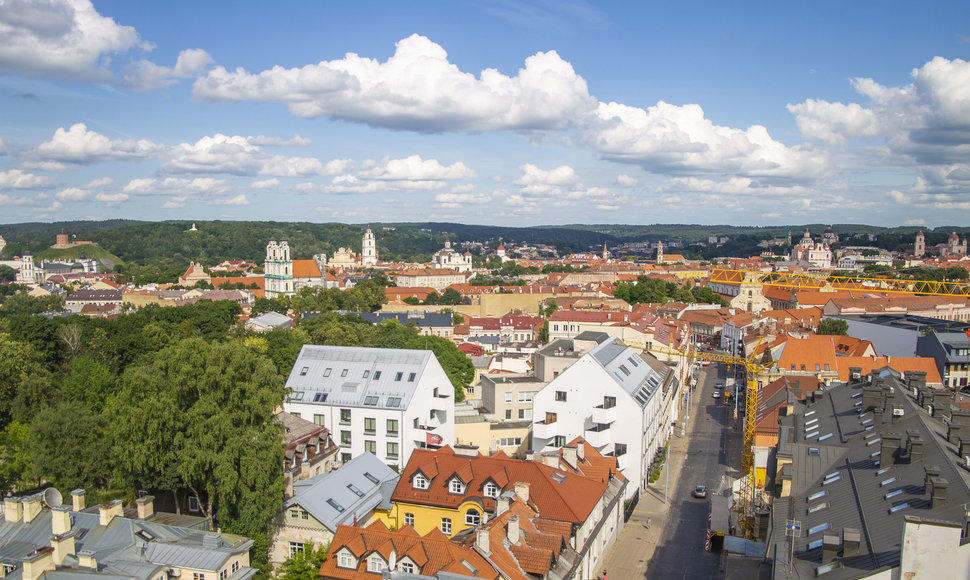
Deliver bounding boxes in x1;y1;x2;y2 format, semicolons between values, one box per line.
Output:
292;259;322;278
837;356;943;385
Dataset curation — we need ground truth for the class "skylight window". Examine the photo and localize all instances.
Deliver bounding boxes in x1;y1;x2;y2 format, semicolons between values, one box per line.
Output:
312;393;327;402
807;539;823;550
386;397;402;407
395;372;403;381
327;499;345;512
408;372;416;382
808;491;826;501
324;368;332;377
374;371;382;380
889;502;910;514
347;484;364;497
808;523;830;535
300;367;309;376
818;433;834;442
885;490;903;499
363;396;379;406
627;356;639;367
363;472;380;484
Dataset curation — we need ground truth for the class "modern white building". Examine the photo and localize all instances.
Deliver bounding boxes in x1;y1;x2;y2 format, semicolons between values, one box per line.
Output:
264;240;294;299
532;337;679;499
283;345;456;470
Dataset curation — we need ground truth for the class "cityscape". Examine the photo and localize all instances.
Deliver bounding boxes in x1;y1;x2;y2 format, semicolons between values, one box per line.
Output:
2;2;970;580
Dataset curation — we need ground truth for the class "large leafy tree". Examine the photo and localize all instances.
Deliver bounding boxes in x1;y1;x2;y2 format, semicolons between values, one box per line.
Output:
30;401;112;490
277;543;329;580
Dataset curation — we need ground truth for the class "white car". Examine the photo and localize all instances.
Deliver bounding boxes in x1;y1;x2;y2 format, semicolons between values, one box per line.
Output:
712;391;721;399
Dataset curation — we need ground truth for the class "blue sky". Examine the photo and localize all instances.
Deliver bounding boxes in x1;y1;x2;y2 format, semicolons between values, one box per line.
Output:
0;0;968;227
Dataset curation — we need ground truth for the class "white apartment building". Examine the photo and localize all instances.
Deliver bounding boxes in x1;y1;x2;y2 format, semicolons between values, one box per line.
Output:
283;345;455;470
532;337;679;499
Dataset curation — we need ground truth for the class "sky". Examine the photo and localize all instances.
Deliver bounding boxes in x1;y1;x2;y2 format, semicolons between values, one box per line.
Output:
0;0;968;228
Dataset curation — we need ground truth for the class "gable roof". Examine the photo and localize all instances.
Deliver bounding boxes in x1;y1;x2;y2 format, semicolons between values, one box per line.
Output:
292;259;322;279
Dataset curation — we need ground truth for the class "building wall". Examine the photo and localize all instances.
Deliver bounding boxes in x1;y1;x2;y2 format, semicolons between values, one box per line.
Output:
270;507;334;565
899;518;970;579
375;498;486;539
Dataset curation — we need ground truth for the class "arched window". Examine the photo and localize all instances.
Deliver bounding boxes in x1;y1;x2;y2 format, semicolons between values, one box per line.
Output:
465;509;481;526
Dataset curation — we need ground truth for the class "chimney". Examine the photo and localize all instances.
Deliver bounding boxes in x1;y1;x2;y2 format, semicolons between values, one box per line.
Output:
22;495;42;523
135;496;154;520
22;548;54;580
873;404;884;427
861;386;881;412
284;474;293;499
71;489;85;512
496;495;510;516
576;439;586;461
822;532;840;564
842;528;861;557
475;527;490;556
4;497;22;523
506;515;520;544
99;500;123;527
562;445;578;469
909;436;924;464
51;532;76;566
881;433;902;466
453;444;479;457
924;466;942;491
51;506;71;535
77;549;97;570
514;482;530;503
930;477;949;508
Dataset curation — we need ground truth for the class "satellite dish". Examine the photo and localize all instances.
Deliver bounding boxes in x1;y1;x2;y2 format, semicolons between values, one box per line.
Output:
42;488;63;508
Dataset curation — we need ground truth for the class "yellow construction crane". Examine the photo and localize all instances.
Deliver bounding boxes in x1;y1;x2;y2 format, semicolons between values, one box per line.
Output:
648;343;767;539
710;268;970;297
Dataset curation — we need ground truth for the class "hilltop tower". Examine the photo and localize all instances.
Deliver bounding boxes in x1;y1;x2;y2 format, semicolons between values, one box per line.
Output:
361;228;378;267
914;231;925;258
264;240;294;299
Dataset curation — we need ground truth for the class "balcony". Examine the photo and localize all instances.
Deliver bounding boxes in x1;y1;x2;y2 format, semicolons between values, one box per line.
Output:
532;420;560;440
583;424;611;447
591;405;617;424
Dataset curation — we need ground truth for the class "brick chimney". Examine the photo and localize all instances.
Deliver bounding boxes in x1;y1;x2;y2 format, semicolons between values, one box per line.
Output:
51;532;76;566
51;506;71;535
514;482;530;503
22;495;42;523
22;548;54;580
506;515;520;544
475;527;490;556
4;497;22;523
880;433;901;466
99;500;123;527
71;489;85;512
135;496;154;520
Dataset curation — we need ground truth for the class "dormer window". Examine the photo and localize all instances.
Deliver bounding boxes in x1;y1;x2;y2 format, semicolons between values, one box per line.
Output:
484;482;499;498
337;550;356;569
367;556;385;573
413;473;429;490
449;478;465;494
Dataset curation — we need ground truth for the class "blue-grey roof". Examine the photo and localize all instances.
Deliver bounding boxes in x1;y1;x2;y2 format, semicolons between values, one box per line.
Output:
354;312;453;328
588;338;670;408
285;345;438;410
285;452;398;532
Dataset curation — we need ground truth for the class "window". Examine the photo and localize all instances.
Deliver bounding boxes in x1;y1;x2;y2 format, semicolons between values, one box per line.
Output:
363;395;379;406
518;408;532;420
302;510;309;520
505;392;512;403
219;570;228;580
499;437;522;447
615;443;627;456
188;496;200;512
505;410;512;420
387;442;399;459
363;370;370;378
408;372;416;381
340;431;351;446
364;471;380;484
324;368;332;377
466;509;481;525
555;391;567;402
338;551;355;569
231;562;239;573
554;435;566;447
545;412;557;424
193;573;205;580
440;518;452;535
449;479;465;494
387;397;401;407
364;440;376;454
374;371;382;380
404;512;415;527
341;369;348;377
313;414;326;426
604;396;616;409
340;409;351;424
312;392;327;402
518;391;535;402
395;372;404;381
341;453;351;464
387;419;399;435
300;366;309;376
364;418;376;434
288;542;304;557
413;474;429;489
400;561;415;573
347;483;364;497
484;482;499;497
618;365;630;376
289;508;299;518
367;557;385;573
327;498;345;512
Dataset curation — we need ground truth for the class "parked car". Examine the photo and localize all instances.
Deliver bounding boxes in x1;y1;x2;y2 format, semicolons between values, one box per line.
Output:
715;381;723;389
693;485;708;499
713;391;721;399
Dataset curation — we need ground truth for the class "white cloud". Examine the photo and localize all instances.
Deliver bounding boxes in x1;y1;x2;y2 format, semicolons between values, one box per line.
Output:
247;134;311;147
165;133;326;176
664;176;810;196
123;176;229;196
162;196;187;209
121;48;212;92
250;178;279;189
786;99;881;145
35;123;162;163
85;177;114;188
616;174;638;186
514;163;579;186
435;192;492;208
0;169;50;188
0;0;148;82
193;34;596;132
39;200;63;212
584;100;829;179
173;48;212;77
55;187;90;200
904;218;925;225
21;160;67;171
0;193;32;205
358;155;476;180
95;192;128;205
209;194;250;206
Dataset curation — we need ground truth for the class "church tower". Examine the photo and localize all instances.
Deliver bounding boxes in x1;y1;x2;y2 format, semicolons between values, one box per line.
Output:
17;247;35;285
656;240;664;264
264;240;294;299
914;231;925;258
361;229;378;267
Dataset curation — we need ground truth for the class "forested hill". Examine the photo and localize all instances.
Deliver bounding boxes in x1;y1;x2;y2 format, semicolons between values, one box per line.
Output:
0;220;964;265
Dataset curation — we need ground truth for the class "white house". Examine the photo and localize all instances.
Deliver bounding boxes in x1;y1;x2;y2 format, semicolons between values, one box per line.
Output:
283;345;455;470
532;337;679;499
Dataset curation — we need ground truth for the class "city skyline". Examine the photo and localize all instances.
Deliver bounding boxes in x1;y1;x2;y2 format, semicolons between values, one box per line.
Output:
0;0;968;227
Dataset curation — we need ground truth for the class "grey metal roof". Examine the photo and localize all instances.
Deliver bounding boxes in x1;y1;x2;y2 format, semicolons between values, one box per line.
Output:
587;338;670;408
249;311;291;328
355;312;453;328
770;375;970;579
285;452;399;532
285;345;438;410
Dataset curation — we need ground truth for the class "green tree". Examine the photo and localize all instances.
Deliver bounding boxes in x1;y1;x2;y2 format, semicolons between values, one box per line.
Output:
60;356;118;413
0;266;17;283
0;333;51;429
438;288;462;305
818;318;849;336
277;542;329;580
0;422;33;493
30;401;112;490
252;297;290;316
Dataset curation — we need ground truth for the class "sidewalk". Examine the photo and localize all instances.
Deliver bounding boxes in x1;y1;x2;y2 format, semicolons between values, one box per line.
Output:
599;370;706;579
